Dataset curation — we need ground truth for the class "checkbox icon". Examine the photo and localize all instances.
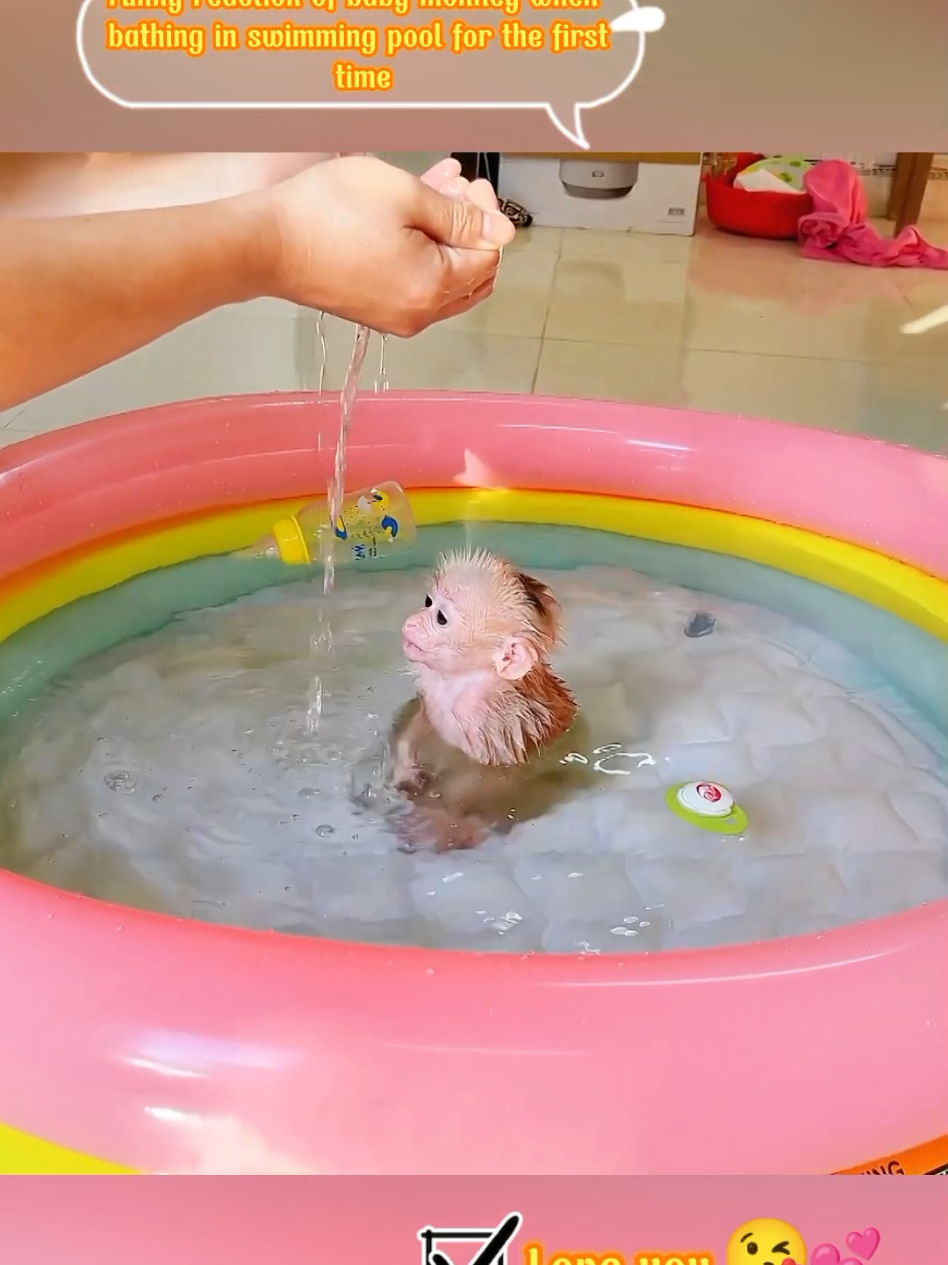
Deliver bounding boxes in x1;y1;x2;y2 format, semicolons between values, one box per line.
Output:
418;1213;523;1265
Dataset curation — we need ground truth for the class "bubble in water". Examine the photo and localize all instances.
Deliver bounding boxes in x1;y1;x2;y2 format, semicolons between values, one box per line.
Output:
104;770;136;793
299;788;319;800
315;824;335;837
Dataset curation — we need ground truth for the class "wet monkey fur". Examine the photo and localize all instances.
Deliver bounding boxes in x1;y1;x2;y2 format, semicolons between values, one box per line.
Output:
389;548;593;850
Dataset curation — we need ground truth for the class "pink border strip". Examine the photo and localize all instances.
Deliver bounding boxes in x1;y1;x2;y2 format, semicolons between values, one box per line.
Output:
1;1173;947;1258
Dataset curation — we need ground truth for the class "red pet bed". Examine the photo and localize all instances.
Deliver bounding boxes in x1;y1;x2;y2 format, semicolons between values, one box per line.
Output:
705;152;814;240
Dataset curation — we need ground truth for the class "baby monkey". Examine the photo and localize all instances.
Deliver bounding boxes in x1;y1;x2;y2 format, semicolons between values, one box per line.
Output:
389;548;592;850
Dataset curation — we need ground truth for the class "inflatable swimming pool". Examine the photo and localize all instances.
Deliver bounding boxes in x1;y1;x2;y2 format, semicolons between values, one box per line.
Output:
0;390;945;1175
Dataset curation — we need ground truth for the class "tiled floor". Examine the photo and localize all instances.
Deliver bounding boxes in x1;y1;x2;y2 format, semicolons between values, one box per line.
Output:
2;213;947;453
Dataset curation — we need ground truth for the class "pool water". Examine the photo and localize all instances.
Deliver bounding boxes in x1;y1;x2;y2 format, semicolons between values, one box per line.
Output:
1;522;946;953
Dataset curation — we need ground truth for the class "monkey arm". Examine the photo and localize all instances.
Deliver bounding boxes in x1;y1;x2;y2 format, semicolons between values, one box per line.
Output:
423;719;597;830
401;749;593;852
388;697;431;792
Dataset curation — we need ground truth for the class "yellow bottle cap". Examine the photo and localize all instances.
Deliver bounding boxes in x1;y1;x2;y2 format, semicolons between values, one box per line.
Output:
271;516;312;566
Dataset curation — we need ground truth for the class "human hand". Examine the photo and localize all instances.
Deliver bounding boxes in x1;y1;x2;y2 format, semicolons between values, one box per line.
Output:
252;155;514;337
418;156;502;215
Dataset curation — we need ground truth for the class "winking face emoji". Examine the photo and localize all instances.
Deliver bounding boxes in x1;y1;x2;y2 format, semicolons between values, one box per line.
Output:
727;1219;807;1265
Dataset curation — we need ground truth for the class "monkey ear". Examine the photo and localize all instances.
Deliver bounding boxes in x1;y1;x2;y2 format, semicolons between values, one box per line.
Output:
494;635;538;681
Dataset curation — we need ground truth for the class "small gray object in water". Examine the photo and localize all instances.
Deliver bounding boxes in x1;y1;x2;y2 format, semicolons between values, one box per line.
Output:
685;612;716;638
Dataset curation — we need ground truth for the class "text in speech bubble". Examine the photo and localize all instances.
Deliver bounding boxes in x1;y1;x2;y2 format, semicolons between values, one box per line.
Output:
77;0;665;148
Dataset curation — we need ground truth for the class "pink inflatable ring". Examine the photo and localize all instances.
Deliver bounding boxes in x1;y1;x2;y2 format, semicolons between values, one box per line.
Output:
0;390;946;1176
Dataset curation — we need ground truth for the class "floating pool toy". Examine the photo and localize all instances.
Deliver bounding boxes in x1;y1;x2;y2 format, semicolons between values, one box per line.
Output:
0;390;946;1177
253;480;415;566
666;781;749;834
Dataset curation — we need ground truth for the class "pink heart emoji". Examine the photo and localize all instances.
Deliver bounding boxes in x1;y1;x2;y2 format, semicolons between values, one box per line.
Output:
846;1229;881;1260
841;1259;864;1265
811;1247;841;1265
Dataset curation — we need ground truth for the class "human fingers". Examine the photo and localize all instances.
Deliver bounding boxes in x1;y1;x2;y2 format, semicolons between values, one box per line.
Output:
438;176;472;201
257;155;503;335
435;275;497;322
430;173;499;214
466;177;501;213
410;178;514;251
420;157;461;190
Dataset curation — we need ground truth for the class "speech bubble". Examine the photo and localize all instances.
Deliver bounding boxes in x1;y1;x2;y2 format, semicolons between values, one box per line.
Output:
77;0;665;148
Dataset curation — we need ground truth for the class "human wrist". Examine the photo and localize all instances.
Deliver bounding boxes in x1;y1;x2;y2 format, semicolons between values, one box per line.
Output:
223;180;326;310
203;190;284;308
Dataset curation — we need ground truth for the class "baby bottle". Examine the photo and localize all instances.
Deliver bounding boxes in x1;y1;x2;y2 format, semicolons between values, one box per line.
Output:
249;481;416;567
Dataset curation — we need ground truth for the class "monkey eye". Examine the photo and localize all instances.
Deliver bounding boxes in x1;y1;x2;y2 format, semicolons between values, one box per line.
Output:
424;595;432;608
436;610;448;627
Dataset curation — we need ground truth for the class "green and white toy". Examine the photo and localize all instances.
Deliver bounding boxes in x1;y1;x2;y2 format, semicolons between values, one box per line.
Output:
666;781;748;835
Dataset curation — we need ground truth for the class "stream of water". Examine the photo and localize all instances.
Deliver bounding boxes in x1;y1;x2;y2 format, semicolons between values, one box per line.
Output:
322;323;372;598
305;320;376;737
375;333;389;395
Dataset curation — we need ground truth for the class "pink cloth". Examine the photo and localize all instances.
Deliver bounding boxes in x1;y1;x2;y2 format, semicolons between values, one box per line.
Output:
798;159;948;269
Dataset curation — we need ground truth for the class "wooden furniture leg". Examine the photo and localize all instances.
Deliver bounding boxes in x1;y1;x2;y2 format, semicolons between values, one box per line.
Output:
887;153;935;234
887;153;913;220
